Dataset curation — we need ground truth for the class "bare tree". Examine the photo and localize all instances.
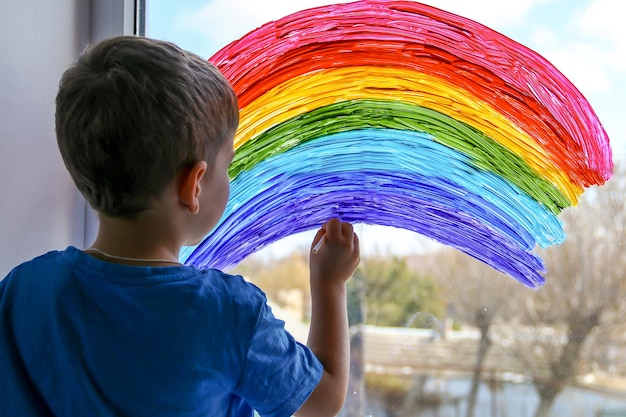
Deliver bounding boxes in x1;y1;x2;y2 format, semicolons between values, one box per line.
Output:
433;249;520;417
510;161;626;417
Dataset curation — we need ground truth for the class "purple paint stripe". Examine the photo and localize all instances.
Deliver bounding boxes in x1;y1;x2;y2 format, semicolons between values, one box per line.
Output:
185;171;546;287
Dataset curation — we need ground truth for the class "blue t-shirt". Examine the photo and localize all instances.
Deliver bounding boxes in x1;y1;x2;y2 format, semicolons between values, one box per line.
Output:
0;247;322;416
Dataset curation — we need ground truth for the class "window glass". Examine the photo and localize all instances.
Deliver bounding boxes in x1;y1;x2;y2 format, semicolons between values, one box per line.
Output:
148;1;626;416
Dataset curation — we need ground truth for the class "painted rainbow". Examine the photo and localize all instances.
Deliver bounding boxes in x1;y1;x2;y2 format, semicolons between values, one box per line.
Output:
181;0;613;287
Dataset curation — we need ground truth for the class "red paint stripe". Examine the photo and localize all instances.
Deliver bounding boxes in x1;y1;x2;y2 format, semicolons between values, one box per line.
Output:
210;0;612;186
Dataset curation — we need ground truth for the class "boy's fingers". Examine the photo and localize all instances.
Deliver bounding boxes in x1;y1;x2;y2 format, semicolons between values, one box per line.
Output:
340;221;354;239
353;232;360;253
323;218;341;240
321;219;357;246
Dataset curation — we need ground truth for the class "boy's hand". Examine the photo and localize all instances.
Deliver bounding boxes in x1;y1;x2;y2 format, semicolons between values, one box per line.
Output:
309;219;360;284
297;219;360;417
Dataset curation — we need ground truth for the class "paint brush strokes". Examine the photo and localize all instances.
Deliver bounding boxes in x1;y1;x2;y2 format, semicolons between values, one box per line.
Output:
181;0;612;287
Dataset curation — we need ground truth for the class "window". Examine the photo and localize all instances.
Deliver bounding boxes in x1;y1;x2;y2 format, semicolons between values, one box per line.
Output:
148;2;626;416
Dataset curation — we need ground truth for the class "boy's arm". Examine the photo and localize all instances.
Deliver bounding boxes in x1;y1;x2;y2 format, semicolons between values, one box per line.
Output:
295;219;360;417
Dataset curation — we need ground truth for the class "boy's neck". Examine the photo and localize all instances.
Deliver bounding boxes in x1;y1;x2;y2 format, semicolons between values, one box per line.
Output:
84;247;183;266
88;212;184;266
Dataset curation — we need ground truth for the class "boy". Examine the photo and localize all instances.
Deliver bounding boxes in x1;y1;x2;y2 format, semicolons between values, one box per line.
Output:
0;36;360;416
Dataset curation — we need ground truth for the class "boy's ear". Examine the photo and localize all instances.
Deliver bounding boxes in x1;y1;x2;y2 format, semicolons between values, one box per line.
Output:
178;161;208;214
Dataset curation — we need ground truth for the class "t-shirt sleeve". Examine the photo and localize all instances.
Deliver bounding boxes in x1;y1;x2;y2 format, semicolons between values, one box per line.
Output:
234;299;323;417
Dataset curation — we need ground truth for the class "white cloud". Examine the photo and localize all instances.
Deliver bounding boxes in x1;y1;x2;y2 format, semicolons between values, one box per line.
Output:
577;0;626;70
418;0;553;29
175;0;354;56
530;27;558;47
518;0;625;157
530;0;625;97
546;44;611;95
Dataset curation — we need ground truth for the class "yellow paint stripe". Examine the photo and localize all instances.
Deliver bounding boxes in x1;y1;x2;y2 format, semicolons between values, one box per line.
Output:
237;66;582;203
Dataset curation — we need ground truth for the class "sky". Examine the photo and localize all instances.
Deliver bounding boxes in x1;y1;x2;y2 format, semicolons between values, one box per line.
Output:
147;0;626;257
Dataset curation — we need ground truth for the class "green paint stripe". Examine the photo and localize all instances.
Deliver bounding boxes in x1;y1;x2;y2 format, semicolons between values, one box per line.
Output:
231;99;569;213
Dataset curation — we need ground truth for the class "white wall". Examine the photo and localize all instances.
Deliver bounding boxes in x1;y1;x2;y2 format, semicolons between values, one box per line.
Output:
0;0;136;277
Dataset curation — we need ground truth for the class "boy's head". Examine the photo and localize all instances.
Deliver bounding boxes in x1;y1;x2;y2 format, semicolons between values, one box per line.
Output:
55;36;239;219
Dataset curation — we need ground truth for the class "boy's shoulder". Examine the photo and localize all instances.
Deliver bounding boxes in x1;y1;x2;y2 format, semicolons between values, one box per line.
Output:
3;248;68;278
0;249;74;303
